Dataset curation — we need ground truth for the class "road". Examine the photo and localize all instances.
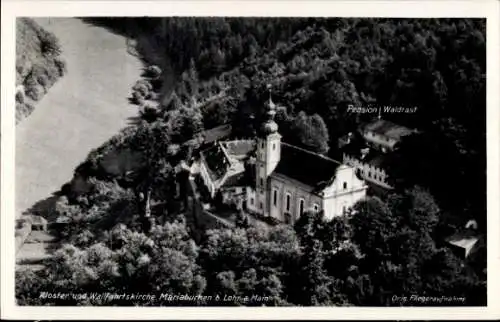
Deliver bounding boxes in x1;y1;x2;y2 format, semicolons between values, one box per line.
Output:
16;18;142;219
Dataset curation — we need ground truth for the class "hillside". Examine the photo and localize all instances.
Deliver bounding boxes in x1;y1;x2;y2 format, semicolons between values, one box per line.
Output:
16;18;67;123
116;18;485;230
15;18;487;307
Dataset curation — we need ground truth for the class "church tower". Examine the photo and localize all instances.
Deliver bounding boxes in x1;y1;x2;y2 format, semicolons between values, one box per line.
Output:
255;86;281;215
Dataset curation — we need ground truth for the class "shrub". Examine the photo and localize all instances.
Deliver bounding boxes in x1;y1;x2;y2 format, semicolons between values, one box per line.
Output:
132;91;145;105
25;85;44;101
40;32;61;56
148;92;159;100
146;65;162;79
133;83;149;97
143;101;158;110
132;88;144;98
36;74;50;90
54;58;67;76
45;63;60;82
23;73;38;89
137;79;153;90
16;102;35;123
16;91;25;104
140;105;159;122
25;102;35;114
150;78;162;92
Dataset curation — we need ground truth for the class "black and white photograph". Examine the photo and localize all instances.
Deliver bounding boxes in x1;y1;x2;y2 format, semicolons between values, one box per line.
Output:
2;0;499;319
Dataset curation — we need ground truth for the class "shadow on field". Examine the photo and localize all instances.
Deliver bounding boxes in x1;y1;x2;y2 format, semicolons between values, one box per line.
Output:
78;17;136;38
127;115;144;126
21;190;62;222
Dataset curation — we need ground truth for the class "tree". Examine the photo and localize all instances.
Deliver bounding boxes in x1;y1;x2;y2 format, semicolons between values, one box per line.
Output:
420;248;485;305
387;186;440;233
292;211;353;305
297;238;333;305
199;225;299;305
350;197;396;259
17;220;206;306
40;31;62;56
128;122;174;228
288;111;330;154
16;269;52;305
161;91;183;113
346;187;484;305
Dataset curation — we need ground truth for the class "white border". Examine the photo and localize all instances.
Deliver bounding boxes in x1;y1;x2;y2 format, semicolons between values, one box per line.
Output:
2;0;499;320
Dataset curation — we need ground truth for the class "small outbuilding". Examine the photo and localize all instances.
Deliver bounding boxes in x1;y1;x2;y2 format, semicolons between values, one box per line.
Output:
445;230;482;259
29;215;48;232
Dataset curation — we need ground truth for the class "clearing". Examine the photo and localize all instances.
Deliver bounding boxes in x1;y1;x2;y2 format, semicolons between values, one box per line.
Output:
16;18;143;264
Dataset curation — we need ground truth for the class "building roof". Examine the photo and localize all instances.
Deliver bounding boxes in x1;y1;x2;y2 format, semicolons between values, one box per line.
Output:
202;124;232;145
342;140;369;158
201;139;255;185
446;230;480;251
343;141;390;169
55;215;72;224
363;119;414;140
364;150;389;169
30;215;48;225
201;144;229;182
272;143;342;190
222;140;256;159
221;171;248;188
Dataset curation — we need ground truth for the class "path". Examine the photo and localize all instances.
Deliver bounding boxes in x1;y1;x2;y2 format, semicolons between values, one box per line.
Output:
16;18;143;221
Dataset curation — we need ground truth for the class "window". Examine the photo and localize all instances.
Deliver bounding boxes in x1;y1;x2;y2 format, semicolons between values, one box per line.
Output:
286;193;291;212
299;199;305;216
284;213;292;225
272;143;276;150
273;189;278;206
261;142;264;149
343;182;347;190
260;178;264;186
313;204;319;212
259;202;263;210
342;206;346;214
250;198;254;205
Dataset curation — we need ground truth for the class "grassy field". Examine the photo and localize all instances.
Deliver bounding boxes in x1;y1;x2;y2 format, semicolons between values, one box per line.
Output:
16;18;143;265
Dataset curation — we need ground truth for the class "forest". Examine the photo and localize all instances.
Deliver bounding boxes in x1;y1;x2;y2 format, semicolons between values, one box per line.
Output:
126;17;486;233
16;17;486;306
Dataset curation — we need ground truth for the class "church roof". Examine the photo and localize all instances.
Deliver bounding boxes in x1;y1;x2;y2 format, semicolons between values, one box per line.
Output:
201;124;232;145
273;143;342;190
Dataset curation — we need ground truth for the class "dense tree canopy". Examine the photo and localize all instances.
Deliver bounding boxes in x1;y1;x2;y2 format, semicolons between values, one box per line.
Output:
122;18;485;232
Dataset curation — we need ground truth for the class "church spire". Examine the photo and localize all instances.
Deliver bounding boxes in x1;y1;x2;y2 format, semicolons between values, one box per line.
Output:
261;84;278;136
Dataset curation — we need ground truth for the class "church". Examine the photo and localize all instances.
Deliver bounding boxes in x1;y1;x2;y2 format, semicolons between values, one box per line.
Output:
197;93;368;224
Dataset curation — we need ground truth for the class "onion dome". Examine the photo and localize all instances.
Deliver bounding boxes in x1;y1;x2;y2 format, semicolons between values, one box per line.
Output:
261;119;278;135
260;86;278;135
